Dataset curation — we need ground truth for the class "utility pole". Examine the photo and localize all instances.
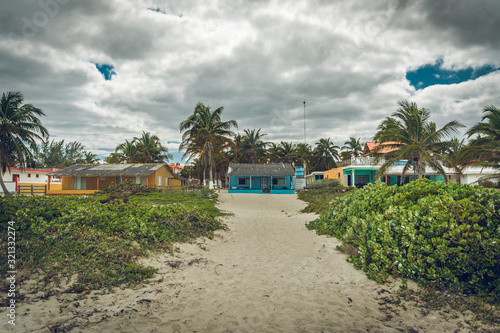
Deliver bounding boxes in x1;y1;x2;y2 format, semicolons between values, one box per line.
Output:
303;100;307;178
303;100;306;143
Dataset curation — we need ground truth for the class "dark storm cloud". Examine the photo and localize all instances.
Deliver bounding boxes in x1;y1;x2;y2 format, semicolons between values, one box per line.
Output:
0;0;499;159
0;0;162;60
395;0;500;51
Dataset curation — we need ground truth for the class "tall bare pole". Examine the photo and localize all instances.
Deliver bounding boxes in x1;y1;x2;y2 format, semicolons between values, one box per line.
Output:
303;100;306;143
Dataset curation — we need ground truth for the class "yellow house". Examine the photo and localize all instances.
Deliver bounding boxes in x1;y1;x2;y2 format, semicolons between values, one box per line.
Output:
46;163;186;195
323;167;343;184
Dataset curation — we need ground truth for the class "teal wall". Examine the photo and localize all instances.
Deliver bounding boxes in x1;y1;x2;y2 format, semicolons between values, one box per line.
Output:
343;169;377;186
343;168;447;187
229;175;293;191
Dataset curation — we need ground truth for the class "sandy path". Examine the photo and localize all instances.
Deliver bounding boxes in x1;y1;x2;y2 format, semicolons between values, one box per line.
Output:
3;192;473;332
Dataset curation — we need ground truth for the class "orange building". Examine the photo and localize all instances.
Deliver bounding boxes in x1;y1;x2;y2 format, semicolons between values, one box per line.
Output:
323;167;343;184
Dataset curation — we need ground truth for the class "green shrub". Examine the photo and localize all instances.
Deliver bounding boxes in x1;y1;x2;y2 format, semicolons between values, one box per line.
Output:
480;180;497;189
307;179;340;190
298;186;353;214
95;180;159;196
307;179;500;300
0;194;224;293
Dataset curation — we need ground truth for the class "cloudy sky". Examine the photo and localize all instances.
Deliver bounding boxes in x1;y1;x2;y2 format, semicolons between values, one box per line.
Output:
1;0;500;163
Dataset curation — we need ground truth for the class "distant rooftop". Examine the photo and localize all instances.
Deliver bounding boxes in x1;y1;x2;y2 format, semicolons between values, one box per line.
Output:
228;163;295;176
363;141;401;156
48;164;165;176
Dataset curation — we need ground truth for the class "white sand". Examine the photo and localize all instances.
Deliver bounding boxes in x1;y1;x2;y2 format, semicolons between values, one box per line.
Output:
2;191;485;332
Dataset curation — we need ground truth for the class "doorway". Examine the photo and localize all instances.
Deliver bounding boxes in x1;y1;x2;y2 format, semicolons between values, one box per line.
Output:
261;177;267;189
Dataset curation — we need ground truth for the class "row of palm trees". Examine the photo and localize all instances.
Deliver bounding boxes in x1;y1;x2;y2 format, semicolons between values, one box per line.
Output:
1;89;498;194
372;101;500;182
178;103;371;183
179;101;500;185
109;131;172;164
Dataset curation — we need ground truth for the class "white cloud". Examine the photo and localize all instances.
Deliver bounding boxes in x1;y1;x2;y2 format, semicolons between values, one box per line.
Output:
0;0;499;162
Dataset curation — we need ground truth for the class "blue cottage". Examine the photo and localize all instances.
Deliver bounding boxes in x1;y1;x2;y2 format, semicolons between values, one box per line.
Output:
228;163;295;194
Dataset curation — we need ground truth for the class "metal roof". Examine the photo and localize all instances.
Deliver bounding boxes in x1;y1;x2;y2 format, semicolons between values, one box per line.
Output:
228;163;295;176
47;164;165;176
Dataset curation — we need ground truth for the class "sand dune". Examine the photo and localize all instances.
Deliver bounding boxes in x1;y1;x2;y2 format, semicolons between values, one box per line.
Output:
2;191;481;332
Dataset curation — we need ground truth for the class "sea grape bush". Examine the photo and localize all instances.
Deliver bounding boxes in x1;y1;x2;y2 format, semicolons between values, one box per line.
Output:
306;179;500;299
307;179;340;190
95;180;159;196
0;195;224;291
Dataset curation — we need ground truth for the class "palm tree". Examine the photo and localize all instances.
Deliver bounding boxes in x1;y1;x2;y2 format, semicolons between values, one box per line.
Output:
0;91;48;195
295;143;312;174
339;150;351;161
266;143;281;163
230;133;243;163
104;152;123;164
214;149;232;187
180;103;237;187
278;141;297;165
465;105;500;179
313;138;340;171
77;151;99;164
342;137;363;158
441;138;471;184
239;129;268;163
134;131;171;163
373;100;464;182
443;138;468;167
115;140;139;163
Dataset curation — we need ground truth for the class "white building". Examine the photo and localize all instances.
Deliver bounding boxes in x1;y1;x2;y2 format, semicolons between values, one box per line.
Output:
1;167;61;193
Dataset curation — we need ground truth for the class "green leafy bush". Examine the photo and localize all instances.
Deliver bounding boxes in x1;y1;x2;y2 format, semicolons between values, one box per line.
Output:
480;180;497;189
307;179;340;190
298;186;353;214
0;194;224;293
95;180;159;196
306;179;500;300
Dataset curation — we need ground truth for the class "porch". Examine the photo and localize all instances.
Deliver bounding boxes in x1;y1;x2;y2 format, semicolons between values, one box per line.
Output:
228;175;294;194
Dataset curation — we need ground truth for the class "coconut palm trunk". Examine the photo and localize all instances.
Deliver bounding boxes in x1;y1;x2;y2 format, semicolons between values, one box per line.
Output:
207;142;214;188
0;157;11;195
418;159;424;179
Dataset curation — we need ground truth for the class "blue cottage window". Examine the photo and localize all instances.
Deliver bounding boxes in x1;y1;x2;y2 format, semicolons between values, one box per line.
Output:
238;177;250;186
272;178;286;186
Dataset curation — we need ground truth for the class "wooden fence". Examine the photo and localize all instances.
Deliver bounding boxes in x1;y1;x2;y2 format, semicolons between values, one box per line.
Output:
17;184;47;195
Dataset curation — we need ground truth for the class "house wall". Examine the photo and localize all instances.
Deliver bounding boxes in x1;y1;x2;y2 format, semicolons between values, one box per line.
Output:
2;169;52;183
99;176;117;189
169;178;189;188
343;169;378;186
305;172;324;185
47;183;63;191
150;165;174;188
0;182;17;193
86;177;98;190
323;167;343;184
62;176;72;190
52;165;181;195
61;174;149;190
228;175;293;192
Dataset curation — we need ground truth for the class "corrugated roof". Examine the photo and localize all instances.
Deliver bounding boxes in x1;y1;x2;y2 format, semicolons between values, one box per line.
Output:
228;163;295;176
48;164;165;176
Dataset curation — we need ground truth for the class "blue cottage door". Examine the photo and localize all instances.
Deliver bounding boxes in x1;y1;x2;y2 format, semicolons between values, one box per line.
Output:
261;177;267;189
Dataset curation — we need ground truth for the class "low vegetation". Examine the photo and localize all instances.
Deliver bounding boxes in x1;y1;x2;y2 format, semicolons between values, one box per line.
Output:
307;180;500;298
298;181;353;214
0;187;225;298
304;179;500;327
